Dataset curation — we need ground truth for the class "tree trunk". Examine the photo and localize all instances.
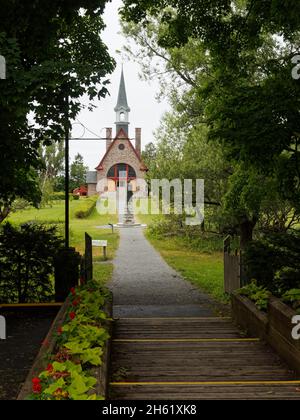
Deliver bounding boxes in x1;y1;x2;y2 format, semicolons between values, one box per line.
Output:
240;218;257;251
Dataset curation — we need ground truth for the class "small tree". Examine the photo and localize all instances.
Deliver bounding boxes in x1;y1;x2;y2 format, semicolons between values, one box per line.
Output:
70;154;88;192
0;223;64;303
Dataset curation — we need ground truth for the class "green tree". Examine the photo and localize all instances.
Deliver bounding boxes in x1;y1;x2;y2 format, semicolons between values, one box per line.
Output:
38;142;65;204
121;1;300;248
0;1;115;218
70;154;89;192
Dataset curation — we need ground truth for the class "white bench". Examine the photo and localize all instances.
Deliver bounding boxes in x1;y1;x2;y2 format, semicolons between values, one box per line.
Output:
92;240;108;260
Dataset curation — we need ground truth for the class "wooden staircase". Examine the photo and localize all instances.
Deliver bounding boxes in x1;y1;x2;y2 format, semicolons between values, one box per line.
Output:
109;317;300;400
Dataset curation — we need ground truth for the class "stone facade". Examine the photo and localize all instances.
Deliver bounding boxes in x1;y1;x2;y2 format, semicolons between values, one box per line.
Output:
87;129;147;196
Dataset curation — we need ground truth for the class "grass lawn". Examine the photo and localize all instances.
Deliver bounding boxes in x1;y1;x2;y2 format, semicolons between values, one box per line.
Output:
8;200;119;286
138;211;226;303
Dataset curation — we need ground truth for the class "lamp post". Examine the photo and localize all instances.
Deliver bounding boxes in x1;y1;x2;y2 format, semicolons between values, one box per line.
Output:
64;94;70;249
54;92;81;302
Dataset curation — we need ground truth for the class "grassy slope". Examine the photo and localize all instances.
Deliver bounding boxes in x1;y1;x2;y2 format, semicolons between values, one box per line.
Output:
138;213;226;303
8;200;119;286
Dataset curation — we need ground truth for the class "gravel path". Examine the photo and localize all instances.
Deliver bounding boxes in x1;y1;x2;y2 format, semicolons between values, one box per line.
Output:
111;228;215;318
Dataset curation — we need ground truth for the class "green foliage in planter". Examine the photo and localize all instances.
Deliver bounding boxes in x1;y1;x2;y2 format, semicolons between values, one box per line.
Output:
239;281;271;312
244;231;300;295
0;223;64;303
74;195;98;219
29;282;110;400
282;289;300;315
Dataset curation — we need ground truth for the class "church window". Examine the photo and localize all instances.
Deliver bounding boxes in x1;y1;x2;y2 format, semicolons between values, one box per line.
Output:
119;144;125;151
107;164;136;181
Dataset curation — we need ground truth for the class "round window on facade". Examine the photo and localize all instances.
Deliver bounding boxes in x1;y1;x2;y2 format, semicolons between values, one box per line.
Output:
119;144;125;151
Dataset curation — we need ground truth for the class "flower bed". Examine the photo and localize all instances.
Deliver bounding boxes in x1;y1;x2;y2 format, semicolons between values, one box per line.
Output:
18;282;112;400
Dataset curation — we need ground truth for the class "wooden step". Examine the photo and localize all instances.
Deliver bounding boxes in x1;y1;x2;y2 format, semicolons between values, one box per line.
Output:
113;317;244;340
109;317;300;400
110;383;300;400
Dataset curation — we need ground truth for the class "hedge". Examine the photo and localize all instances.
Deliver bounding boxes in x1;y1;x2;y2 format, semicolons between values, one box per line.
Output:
74;195;99;219
49;192;67;201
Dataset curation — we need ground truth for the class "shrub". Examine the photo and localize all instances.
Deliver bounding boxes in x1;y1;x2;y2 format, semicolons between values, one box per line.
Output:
244;231;300;295
0;223;64;303
148;214;224;253
282;289;300;314
74;195;98;219
11;198;30;212
49;192;66;201
239;281;271;312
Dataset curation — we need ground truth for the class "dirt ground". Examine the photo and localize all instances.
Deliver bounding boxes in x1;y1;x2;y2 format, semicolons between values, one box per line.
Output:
0;309;58;400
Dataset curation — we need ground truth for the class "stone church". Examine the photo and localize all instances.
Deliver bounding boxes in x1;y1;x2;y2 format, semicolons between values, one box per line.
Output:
86;69;148;197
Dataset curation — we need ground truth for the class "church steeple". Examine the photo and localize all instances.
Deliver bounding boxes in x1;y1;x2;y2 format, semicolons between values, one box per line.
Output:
114;67;130;136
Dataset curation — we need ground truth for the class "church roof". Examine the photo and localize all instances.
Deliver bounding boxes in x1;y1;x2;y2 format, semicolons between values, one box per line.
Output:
95;128;148;172
86;171;97;184
114;68;130;113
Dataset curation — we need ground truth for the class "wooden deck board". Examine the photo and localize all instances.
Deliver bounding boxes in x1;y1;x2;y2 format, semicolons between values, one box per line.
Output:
109;317;300;400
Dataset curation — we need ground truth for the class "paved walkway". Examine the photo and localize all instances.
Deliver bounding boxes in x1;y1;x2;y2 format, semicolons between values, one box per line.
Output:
111;227;214;318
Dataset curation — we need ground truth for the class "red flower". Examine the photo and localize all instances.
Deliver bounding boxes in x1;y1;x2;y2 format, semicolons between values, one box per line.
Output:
57;326;63;335
72;300;79;307
32;378;42;394
46;364;54;373
70;287;76;296
69;312;76;321
33;383;42;394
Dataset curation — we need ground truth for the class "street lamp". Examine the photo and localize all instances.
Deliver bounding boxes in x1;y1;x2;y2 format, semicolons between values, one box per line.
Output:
64;94;70;249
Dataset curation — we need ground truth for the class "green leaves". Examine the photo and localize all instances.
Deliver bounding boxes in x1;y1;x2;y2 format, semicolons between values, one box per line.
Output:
0;223;64;303
29;282;110;400
0;1;115;206
282;289;300;314
44;378;66;396
239;281;271;312
64;342;102;366
40;361;99;400
67;371;96;399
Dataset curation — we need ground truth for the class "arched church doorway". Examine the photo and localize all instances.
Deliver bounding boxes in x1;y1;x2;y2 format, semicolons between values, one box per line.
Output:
107;163;137;202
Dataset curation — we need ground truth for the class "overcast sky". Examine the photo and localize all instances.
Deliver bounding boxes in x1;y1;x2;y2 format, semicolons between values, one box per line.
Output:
70;0;169;170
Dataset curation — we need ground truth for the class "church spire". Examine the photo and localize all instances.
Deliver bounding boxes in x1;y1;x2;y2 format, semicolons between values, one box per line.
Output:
115;67;130;135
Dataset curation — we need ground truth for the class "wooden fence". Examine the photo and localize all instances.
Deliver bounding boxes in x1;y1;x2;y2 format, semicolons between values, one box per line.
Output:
224;236;241;294
80;233;93;284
